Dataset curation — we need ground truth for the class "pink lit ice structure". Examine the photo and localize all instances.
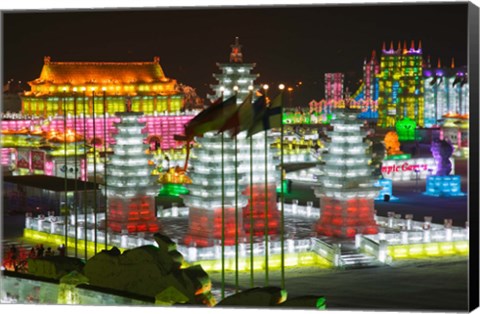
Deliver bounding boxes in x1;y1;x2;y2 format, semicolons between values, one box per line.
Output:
325;73;344;102
1;115;194;150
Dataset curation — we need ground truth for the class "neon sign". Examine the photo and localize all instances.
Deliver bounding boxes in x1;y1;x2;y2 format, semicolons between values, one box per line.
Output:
381;157;454;181
382;162;429;175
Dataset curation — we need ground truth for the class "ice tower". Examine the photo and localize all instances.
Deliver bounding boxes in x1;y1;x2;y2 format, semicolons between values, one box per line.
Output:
314;107;380;238
103;111;159;234
182;133;247;247
208;37;260;104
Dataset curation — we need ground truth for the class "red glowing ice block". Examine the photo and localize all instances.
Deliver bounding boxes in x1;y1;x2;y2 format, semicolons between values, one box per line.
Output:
242;183;280;237
183;206;246;247
107;196;159;234
315;197;378;238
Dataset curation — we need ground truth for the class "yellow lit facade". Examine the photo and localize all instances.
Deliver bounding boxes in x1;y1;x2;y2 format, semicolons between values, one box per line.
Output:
21;56;184;117
387;241;468;260
377;41;424;128
182;252;332;272
23;228;332;271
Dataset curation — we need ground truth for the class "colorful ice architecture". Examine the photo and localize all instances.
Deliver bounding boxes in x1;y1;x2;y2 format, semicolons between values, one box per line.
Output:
425;139;464;197
103;112;159;234
182;132;247;247
314;108;380;238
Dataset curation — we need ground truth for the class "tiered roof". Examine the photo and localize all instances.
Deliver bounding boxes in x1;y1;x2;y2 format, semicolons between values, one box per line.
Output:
24;56;179;98
31;56;167;85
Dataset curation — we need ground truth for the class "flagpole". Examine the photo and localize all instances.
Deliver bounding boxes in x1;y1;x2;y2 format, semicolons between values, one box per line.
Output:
102;87;108;250
233;86;239;293
279;84;286;290
82;87;88;260
63;89;68;255
262;84;269;286
248;88;254;288
220;88;225;300
92;89;98;255
73;88;78;257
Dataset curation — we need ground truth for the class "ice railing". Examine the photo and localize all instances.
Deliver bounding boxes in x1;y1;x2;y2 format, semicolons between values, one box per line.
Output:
176;237;312;263
357;212;469;263
310;238;341;266
156;201;320;220
25;211;158;249
24;207;468;265
24;210;314;264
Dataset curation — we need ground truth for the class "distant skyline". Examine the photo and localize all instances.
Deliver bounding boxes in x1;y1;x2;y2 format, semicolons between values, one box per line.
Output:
3;3;468;105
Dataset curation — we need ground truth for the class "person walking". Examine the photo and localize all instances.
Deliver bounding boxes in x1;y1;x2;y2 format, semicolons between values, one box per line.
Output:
37;244;44;257
57;244;66;256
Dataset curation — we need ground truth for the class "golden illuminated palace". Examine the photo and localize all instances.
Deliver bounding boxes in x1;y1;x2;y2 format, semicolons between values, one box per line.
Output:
21;56;184;117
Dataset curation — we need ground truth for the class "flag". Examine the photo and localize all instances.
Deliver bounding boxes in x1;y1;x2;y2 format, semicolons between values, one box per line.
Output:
184;95;237;139
181;95;237;171
218;94;267;137
247;92;283;137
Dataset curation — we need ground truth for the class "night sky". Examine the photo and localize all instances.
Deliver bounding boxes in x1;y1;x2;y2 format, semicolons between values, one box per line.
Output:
3;3;468;105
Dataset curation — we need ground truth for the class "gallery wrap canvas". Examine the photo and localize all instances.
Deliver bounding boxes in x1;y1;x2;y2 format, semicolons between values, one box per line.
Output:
1;1;479;312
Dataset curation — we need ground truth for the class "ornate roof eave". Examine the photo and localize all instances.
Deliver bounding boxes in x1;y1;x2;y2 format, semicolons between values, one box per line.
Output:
216;62;257;68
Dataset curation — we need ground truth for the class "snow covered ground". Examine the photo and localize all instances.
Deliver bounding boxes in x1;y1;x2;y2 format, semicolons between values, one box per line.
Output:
209;256;469;311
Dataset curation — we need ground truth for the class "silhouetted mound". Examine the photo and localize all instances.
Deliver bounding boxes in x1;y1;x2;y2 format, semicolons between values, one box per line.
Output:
28;256;85;279
216;286;286;307
83;233;215;306
216;286;326;309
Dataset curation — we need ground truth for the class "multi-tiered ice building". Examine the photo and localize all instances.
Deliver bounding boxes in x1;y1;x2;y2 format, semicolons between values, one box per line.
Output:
103;111;160;234
314;107;381;238
182;133;247;247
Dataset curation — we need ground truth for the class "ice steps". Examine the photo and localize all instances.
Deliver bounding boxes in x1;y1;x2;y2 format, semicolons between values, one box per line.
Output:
340;251;382;268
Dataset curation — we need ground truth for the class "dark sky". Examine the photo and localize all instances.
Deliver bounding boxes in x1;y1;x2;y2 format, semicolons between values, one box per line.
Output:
3;3;469;105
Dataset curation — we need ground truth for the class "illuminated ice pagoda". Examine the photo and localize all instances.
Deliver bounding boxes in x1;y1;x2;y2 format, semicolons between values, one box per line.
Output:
182;133;247;247
103;111;159;234
377;41;424;128
208;37;260;104
314;107;380;238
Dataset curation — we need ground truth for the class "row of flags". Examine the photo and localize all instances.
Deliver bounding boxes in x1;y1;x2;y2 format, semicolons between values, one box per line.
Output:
184;91;284;141
177;91;284;170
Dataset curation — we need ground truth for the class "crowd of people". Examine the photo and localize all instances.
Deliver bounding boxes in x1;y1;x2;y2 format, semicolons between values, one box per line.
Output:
2;243;66;272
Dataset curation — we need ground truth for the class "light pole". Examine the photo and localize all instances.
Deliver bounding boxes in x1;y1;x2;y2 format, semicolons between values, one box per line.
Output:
73;87;78;257
62;87;68;255
287;87;293;108
82;86;87;260
247;84;255;289
219;85;225;300
278;83;285;290
102;87;108;249
92;87;98;254
262;83;269;286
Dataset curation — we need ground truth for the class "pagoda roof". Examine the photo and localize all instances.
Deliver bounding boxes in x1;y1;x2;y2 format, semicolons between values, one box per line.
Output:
216;62;256;67
30;56;170;86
